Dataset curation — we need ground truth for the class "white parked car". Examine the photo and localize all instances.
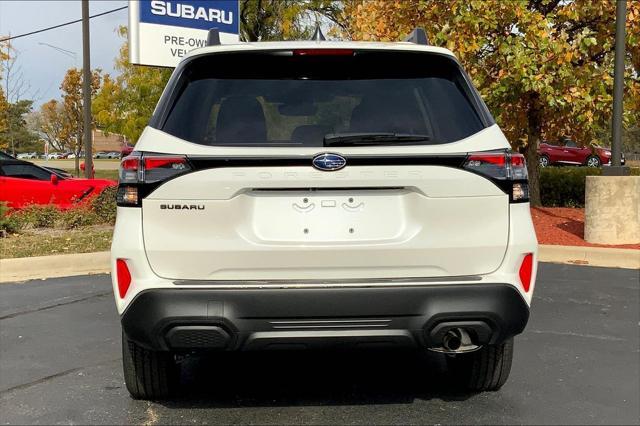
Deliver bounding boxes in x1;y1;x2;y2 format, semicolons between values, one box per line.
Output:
111;29;538;400
95;151;120;159
16;152;38;159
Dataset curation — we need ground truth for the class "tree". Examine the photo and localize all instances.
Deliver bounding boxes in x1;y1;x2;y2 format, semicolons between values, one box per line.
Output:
239;0;344;41
2;37;41;154
342;0;640;206
31;100;73;153
60;68;102;175
0;99;38;153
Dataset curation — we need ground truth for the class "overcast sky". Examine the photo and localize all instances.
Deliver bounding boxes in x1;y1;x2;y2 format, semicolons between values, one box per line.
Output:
0;0;128;107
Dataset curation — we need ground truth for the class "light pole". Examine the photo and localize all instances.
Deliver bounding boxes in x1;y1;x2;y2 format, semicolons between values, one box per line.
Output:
81;0;93;179
604;0;629;176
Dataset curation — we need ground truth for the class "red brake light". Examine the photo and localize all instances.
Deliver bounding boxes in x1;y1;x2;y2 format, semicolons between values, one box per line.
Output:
121;157;139;170
142;155;190;183
116;259;132;299
519;253;534;293
119;155;140;183
144;156;188;170
293;49;354;56
465;153;507;167
510;154;526;168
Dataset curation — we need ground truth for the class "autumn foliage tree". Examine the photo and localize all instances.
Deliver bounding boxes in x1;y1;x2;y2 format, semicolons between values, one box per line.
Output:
342;0;640;205
239;0;345;41
37;99;72;153
60;68;102;175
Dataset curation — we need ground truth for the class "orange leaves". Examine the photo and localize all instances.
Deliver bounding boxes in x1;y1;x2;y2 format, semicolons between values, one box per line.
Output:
346;0;413;42
342;0;639;148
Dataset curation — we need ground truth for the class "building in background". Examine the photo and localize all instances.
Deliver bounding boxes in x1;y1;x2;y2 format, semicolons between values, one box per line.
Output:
92;129;126;152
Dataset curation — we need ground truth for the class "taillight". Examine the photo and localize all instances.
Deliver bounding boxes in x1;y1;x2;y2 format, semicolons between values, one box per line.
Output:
119;154;140;182
143;155;190;183
518;253;534;293
117;152;192;207
464;151;529;202
116;259;132;298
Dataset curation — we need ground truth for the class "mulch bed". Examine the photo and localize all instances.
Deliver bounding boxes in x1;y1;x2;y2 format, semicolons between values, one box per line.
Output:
531;207;640;250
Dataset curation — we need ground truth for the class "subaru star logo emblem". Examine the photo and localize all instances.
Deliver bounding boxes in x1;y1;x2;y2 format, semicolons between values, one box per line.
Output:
312;153;346;171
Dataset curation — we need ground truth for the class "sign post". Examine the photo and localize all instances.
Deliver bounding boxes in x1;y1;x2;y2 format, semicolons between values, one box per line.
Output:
129;0;240;68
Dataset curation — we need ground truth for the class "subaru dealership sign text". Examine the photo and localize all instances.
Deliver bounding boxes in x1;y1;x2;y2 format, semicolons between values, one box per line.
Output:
129;0;240;67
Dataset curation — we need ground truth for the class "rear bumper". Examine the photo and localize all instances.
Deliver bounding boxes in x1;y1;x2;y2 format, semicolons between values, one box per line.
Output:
121;284;529;351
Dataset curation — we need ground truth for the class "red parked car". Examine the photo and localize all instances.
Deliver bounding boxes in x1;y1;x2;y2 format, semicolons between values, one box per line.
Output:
538;139;624;168
0;159;116;209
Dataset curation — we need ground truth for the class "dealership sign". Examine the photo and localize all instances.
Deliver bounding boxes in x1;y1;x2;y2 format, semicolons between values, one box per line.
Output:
129;0;240;67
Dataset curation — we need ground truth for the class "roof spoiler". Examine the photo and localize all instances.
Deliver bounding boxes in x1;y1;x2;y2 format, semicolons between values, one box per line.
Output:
207;28;221;46
207;26;427;46
403;28;429;45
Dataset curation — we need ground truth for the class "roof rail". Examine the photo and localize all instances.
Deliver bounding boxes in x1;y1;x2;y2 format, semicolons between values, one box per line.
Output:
207;28;221;46
311;24;326;41
403;28;429;45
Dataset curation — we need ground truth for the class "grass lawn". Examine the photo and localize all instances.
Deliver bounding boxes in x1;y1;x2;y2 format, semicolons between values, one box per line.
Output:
1;226;113;259
64;169;119;180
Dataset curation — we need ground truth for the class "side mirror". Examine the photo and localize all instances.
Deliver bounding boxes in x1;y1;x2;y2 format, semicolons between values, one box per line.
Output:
50;174;59;185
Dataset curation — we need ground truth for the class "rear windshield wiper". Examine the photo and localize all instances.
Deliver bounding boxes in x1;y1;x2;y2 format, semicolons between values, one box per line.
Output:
324;132;431;146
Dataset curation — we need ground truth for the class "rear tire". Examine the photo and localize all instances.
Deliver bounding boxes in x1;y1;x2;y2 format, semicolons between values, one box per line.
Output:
446;337;514;392
539;155;550;168
122;331;178;400
586;155;601;167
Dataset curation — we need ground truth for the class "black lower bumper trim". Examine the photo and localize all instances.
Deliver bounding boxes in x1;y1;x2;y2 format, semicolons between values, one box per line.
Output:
121;284;529;351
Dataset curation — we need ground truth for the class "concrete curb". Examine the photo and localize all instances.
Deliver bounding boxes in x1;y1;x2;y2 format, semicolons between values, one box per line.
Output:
538;244;639;269
0;251;110;283
1;246;638;283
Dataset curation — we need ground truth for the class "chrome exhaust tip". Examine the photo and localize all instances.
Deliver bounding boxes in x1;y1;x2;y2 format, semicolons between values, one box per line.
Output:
429;328;482;354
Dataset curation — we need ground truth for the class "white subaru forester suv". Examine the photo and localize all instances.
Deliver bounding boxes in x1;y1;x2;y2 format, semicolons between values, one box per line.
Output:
112;29;538;400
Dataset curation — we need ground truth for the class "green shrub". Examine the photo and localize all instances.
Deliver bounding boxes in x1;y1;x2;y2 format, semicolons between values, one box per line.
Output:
59;208;100;229
0;203;19;235
539;167;640;207
10;205;62;229
91;186;117;225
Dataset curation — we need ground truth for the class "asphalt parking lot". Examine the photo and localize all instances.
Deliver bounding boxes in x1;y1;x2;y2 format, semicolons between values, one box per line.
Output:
0;263;638;425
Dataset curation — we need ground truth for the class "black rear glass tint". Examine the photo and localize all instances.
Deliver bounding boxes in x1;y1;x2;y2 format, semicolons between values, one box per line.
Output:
157;51;489;146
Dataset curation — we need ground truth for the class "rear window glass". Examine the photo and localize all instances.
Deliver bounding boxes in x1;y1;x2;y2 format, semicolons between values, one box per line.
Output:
157;51;489;147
